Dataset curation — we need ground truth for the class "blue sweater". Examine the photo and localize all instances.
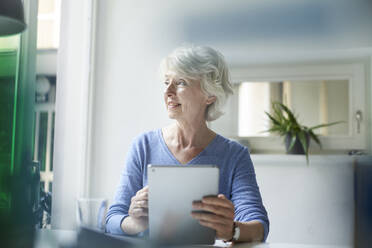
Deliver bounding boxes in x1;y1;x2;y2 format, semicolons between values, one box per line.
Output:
106;129;269;241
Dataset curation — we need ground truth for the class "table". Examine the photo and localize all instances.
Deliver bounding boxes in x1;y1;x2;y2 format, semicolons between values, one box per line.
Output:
34;229;352;248
234;243;351;248
34;229;77;248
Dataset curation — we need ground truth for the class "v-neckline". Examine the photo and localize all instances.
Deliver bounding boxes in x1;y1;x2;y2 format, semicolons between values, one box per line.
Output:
158;128;218;165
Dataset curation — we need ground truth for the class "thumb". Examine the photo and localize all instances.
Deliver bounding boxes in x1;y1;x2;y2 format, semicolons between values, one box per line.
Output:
218;194;226;199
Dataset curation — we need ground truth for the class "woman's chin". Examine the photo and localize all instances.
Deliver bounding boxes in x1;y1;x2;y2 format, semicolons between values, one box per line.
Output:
167;113;178;119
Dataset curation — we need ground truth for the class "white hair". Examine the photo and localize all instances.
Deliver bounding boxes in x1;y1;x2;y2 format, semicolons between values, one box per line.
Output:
160;45;234;122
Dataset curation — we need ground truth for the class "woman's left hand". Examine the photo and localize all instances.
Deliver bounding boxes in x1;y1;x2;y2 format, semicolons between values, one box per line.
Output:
191;194;235;240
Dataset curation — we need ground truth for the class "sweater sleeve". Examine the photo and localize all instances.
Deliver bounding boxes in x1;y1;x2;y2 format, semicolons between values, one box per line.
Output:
230;148;270;241
105;137;144;235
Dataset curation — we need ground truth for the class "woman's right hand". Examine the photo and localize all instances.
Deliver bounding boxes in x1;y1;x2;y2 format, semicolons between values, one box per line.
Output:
122;186;149;234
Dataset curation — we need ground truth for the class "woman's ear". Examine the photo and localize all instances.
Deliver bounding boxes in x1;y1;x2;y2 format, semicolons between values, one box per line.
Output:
206;96;216;105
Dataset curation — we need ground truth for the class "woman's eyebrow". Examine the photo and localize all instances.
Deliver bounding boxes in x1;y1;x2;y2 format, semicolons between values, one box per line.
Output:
164;74;174;80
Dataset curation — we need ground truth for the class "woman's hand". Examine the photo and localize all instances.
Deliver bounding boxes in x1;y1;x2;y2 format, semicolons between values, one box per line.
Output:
191;194;235;240
129;186;149;219
122;186;149;234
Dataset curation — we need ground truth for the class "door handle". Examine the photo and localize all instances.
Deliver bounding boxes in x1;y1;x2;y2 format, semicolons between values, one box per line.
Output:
355;110;362;134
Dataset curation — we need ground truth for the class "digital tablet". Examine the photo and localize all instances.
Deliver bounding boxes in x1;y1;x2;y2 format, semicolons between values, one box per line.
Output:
148;164;219;245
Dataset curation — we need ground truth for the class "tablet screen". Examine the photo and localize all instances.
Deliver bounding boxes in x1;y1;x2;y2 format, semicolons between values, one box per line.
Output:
148;165;219;245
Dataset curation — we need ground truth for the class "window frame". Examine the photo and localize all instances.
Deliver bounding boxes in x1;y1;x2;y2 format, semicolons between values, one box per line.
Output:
226;60;368;153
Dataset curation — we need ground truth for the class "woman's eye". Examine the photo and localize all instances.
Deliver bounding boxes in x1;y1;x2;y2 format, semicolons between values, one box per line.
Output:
164;81;170;86
177;80;187;86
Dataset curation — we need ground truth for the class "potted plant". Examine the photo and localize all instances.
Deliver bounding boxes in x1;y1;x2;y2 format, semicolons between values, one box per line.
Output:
264;102;343;163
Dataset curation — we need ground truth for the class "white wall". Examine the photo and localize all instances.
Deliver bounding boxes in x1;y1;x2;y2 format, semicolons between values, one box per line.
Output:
54;0;372;242
209;84;239;137
253;155;355;246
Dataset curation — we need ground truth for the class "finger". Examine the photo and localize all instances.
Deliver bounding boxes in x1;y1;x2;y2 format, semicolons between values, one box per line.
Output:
133;191;148;201
134;200;148;208
202;194;232;206
192;201;233;217
202;195;234;208
198;219;222;229
141;185;149;192
139;191;149;198
135;186;149;197
192;202;234;219
136;186;148;193
218;194;227;199
130;207;148;217
191;211;230;225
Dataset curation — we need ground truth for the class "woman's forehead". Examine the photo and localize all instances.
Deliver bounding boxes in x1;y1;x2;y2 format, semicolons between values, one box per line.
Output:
164;71;196;80
164;70;184;78
164;71;177;77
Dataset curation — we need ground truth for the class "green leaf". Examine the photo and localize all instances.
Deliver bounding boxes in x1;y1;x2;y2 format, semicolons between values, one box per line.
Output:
309;130;321;148
309;121;344;131
277;102;298;125
272;103;285;122
298;132;308;151
265;111;281;126
288;135;297;151
298;131;309;164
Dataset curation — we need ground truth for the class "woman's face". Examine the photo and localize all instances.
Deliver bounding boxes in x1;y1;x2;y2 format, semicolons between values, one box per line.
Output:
163;71;214;122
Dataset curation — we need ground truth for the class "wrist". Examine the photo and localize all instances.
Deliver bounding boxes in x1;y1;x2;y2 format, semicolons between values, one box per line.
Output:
122;216;148;235
224;221;240;242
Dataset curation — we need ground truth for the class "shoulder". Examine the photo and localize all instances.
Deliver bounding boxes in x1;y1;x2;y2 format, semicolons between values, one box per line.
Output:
214;134;249;157
131;129;161;144
126;129;162;159
214;135;254;173
127;129;161;152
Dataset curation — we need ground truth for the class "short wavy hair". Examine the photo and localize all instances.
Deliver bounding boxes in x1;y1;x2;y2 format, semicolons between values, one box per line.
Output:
160;45;234;122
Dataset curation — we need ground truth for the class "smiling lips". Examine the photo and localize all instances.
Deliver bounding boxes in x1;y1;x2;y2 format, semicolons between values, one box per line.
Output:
168;101;181;109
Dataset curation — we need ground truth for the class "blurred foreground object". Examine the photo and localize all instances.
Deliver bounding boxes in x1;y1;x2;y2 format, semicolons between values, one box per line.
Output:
355;156;372;248
76;198;107;231
0;0;37;247
0;0;26;36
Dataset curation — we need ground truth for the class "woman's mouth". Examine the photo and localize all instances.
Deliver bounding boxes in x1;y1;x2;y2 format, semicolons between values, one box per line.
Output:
168;103;181;109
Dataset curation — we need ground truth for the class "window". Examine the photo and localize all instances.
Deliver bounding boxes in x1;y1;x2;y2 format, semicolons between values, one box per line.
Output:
37;0;61;49
33;75;56;228
210;61;367;153
33;0;61;228
236;80;349;137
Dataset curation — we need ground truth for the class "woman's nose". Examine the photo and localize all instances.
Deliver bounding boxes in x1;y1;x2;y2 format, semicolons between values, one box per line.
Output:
165;82;176;95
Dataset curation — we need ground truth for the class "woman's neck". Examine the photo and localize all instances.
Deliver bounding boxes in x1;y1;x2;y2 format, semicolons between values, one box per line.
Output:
164;121;215;149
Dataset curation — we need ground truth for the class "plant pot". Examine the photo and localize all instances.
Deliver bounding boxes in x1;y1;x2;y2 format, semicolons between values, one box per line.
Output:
285;133;310;155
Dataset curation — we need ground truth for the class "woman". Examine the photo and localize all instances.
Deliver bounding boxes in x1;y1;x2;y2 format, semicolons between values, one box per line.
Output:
106;46;269;243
